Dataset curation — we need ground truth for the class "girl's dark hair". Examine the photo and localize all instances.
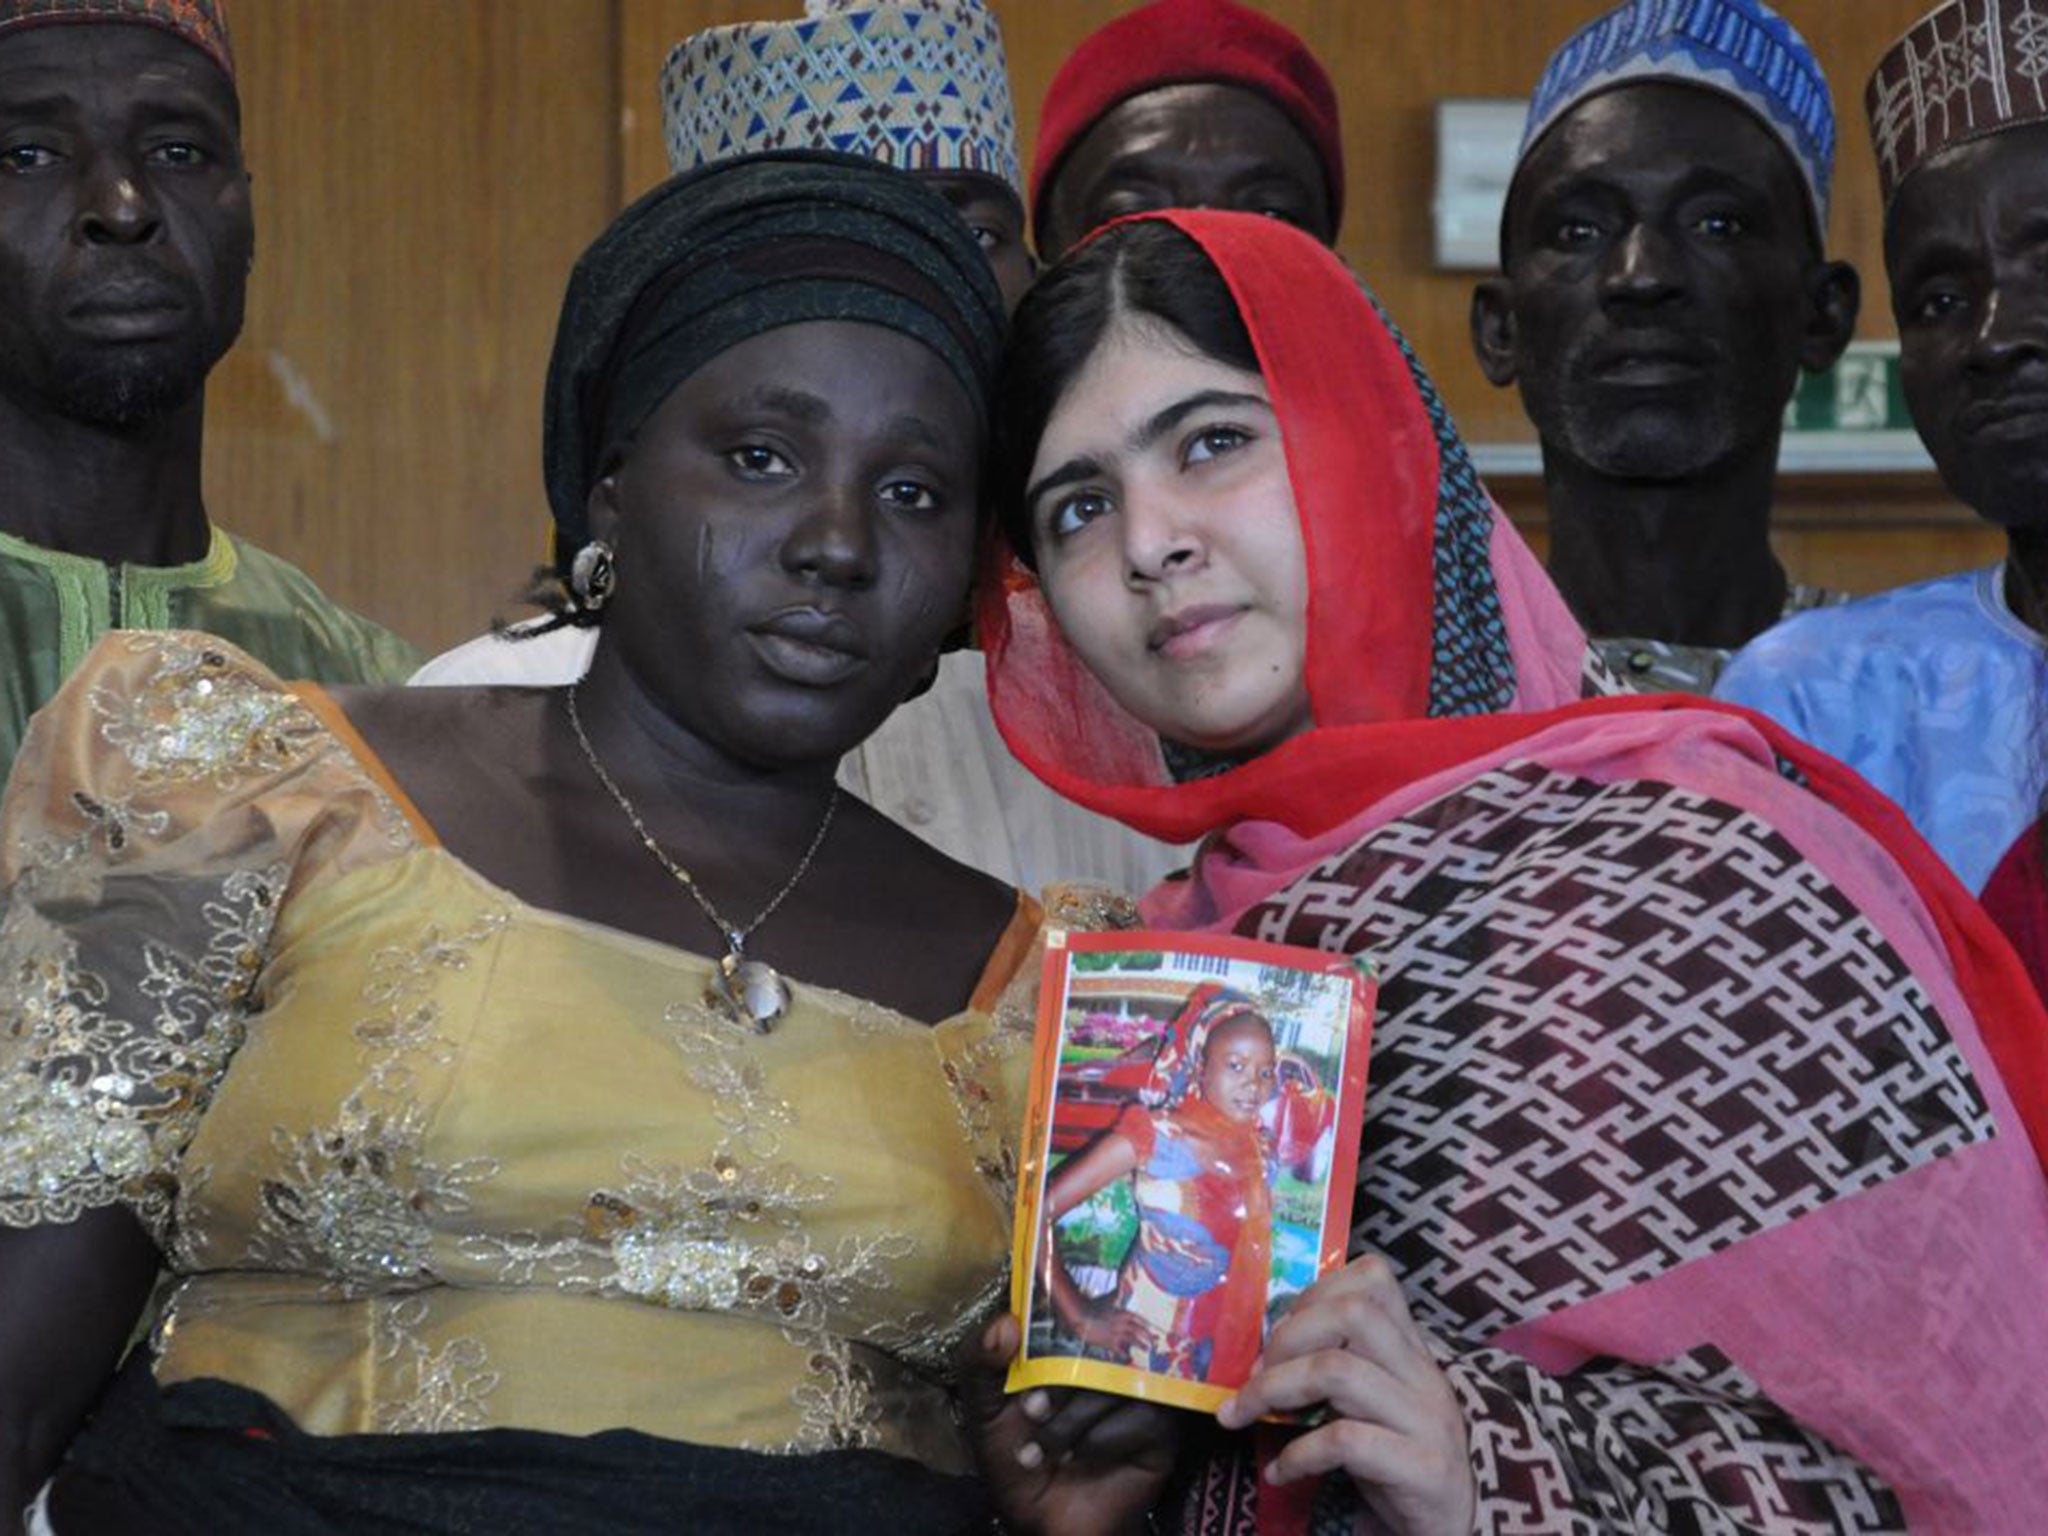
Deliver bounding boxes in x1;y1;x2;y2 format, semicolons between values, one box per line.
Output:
994;220;1258;567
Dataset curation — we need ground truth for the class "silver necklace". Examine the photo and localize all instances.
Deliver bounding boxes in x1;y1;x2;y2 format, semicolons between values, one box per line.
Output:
565;682;839;1031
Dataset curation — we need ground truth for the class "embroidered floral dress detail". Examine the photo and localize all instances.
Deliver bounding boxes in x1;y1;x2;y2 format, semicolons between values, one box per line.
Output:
93;634;324;792
788;1331;887;1453
939;1021;1021;1198
585;1150;838;1310
248;916;506;1292
667;996;801;1161
0;785;284;1239
372;1294;501;1434
644;994;916;1451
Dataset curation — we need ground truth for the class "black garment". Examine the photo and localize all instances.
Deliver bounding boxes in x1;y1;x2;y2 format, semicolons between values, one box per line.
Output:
55;1357;994;1536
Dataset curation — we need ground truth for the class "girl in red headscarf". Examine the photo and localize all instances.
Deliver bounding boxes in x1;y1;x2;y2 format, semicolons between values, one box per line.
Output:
1037;985;1277;1388
971;212;2048;1536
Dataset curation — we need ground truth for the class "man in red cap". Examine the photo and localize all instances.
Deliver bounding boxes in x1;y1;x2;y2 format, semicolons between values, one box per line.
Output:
0;0;417;789
1031;0;1343;258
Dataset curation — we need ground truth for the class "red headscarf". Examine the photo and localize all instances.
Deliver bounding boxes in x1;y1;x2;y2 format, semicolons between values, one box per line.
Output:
1138;983;1268;1110
980;208;1595;847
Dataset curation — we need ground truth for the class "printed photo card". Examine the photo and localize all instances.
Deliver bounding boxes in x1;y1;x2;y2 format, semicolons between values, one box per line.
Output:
1008;929;1376;1413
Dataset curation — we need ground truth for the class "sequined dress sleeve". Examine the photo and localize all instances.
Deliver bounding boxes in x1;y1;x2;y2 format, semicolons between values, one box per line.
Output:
0;631;421;1242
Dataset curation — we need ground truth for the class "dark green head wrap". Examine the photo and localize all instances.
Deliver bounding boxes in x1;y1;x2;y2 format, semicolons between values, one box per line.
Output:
544;148;1007;567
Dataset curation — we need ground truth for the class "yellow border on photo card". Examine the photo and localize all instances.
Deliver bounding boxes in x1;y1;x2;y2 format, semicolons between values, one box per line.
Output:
1008;926;1070;1336
1007;1344;1235;1415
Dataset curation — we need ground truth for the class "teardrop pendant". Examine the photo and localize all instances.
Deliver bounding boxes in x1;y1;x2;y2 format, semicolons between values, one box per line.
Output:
711;950;791;1033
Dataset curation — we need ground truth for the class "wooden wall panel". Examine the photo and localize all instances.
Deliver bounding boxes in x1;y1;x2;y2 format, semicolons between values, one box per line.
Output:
196;2;1989;659
203;0;619;654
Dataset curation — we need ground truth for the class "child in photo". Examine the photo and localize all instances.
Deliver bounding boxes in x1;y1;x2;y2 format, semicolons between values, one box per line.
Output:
1036;985;1277;1385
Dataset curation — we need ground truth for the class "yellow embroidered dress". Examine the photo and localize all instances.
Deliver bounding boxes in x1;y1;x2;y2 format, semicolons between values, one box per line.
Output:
0;632;1031;1473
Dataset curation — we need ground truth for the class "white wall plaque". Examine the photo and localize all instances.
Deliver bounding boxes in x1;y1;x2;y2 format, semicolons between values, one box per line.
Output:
1432;98;1528;271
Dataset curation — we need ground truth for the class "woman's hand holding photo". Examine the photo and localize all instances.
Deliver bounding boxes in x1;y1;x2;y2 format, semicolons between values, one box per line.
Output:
1217;1254;1475;1536
959;1314;1182;1536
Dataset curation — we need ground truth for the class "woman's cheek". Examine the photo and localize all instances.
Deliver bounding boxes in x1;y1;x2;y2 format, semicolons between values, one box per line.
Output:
1044;560;1132;675
1093;617;1154;704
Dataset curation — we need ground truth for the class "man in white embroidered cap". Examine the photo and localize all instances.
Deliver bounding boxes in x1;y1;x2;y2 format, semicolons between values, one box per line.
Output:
1717;0;2048;897
658;0;1033;313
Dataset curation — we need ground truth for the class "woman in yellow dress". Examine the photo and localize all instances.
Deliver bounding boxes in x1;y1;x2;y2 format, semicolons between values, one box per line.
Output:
0;152;1124;1535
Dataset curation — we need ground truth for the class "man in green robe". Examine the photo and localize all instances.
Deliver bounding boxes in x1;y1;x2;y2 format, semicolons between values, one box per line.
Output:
0;0;417;785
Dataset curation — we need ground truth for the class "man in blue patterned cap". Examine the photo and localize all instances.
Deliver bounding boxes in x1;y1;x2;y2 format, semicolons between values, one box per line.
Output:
1470;0;1859;694
0;0;417;791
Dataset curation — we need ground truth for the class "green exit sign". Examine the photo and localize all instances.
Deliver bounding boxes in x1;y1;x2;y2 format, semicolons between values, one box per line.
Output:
1786;340;1911;433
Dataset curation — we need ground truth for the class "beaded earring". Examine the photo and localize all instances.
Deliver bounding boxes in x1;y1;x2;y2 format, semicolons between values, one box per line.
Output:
569;540;617;613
